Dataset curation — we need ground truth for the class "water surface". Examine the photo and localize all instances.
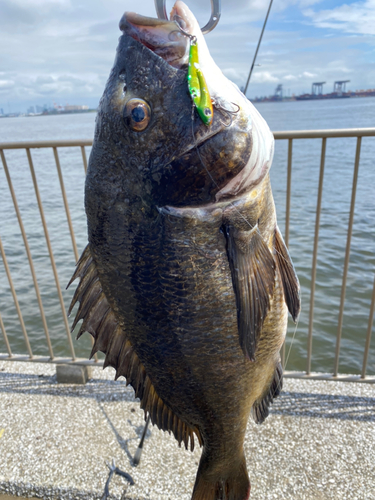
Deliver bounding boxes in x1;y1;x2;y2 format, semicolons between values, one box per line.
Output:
0;99;374;374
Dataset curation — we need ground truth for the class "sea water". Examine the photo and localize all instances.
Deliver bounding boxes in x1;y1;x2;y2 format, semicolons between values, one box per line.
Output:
0;98;374;374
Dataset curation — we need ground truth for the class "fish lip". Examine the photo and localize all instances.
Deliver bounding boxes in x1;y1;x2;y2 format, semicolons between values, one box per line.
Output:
119;12;189;69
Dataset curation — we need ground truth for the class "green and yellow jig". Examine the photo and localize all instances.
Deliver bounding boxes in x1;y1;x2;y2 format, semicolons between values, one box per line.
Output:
187;36;213;126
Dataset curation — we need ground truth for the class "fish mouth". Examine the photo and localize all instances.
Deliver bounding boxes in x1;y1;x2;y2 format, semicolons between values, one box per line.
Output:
119;2;192;69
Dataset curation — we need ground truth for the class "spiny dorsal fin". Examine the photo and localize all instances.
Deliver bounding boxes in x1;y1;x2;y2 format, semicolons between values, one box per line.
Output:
67;244;92;289
274;227;301;322
251;361;283;424
225;224;276;361
67;244;202;451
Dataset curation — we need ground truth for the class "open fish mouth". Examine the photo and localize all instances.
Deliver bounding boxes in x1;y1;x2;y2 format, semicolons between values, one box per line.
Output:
119;6;191;69
118;2;274;207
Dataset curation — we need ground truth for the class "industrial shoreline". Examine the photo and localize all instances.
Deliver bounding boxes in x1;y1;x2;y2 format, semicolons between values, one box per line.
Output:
3;81;375;117
251;81;375;103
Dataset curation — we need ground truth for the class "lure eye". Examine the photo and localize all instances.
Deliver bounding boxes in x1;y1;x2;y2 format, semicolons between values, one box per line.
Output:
123;99;151;132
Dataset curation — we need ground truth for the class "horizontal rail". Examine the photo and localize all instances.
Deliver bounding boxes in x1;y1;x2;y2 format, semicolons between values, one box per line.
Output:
0;354;373;383
0;354;99;366
0;128;374;151
273;128;375;139
0;139;93;150
284;371;375;384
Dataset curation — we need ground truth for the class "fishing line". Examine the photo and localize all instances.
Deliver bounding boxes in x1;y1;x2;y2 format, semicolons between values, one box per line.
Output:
284;318;299;370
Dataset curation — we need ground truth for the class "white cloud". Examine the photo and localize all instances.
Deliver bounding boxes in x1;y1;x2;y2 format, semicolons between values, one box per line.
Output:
0;80;15;90
11;0;70;5
252;71;279;83
1;0;375;110
303;0;375;35
302;71;317;78
36;75;55;84
282;71;317;81
222;68;248;81
275;0;323;10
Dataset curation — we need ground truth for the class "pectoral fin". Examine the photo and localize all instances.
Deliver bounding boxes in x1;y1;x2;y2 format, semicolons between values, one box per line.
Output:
225;224;276;361
274;227;301;321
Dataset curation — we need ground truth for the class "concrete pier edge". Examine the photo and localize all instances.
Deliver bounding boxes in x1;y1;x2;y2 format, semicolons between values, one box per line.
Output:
1;360;374;500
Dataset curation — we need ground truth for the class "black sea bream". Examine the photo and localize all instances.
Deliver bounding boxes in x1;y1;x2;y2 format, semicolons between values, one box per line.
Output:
68;2;300;499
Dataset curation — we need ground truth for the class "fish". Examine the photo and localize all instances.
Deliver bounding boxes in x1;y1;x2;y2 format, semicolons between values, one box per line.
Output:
68;1;300;499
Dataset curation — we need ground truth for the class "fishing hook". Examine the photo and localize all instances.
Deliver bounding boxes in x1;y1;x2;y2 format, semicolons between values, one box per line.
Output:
212;100;240;127
171;18;197;44
154;0;221;34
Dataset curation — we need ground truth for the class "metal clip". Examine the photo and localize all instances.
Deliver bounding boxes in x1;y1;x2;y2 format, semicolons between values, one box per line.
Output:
154;0;221;34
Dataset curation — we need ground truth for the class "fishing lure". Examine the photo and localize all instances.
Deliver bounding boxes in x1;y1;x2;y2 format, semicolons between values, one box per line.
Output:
187;36;213;126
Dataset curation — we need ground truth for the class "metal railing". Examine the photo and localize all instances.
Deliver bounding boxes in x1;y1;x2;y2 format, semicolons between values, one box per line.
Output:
0;140;93;365
0;129;374;382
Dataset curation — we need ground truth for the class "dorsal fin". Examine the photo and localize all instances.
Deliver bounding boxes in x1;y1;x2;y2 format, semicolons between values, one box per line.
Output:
274;227;301;322
68;244;202;451
251;361;283;424
225;224;276;361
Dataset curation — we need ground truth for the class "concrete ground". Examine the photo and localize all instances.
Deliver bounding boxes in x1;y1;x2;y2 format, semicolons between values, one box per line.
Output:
0;360;374;500
0;497;38;500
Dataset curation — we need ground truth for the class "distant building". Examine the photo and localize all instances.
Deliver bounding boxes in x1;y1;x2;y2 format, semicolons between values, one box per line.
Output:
36;104;50;113
0;108;4;115
64;104;89;112
27;106;35;114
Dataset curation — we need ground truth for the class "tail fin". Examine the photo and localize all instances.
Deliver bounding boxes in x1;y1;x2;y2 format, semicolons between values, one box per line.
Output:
192;452;250;500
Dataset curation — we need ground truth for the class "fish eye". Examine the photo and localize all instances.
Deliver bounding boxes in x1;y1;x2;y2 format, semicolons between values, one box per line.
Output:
123;99;151;132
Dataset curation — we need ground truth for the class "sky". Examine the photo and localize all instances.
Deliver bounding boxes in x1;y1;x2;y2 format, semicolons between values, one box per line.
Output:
1;0;375;112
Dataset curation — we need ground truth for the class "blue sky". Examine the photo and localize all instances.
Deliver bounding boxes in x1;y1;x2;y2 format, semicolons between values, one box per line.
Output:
0;0;374;112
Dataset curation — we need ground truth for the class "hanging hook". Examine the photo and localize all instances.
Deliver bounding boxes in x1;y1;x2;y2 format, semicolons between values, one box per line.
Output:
172;18;197;43
154;0;221;34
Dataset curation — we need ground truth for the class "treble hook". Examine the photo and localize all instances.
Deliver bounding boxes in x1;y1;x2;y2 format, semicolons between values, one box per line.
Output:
154;0;221;34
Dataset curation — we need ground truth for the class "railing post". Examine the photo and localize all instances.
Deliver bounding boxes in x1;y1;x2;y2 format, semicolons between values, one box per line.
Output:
0;236;33;358
307;138;327;375
0;311;12;357
361;272;375;379
81;146;88;174
26;148;76;361
284;138;293;248
281;138;293;368
53;147;79;261
0;149;54;360
281;139;293;368
334;136;362;377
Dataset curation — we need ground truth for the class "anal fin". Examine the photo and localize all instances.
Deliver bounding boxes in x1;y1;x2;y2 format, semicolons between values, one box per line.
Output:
225;223;276;361
251;362;283;424
67;244;202;452
274;227;301;321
